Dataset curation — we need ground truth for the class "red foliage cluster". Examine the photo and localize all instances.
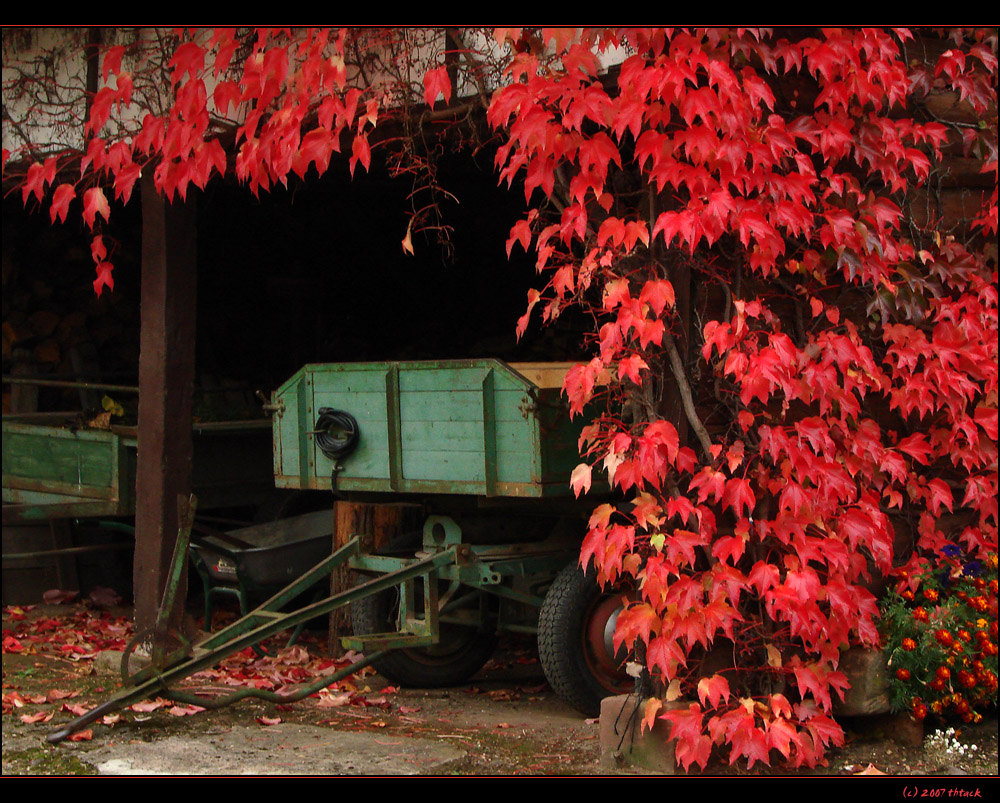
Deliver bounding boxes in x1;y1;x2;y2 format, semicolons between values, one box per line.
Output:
488;27;997;770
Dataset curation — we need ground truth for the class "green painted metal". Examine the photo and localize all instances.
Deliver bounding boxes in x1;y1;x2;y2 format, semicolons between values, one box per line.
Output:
272;359;582;498
47;531;462;743
45;505;578;743
2;419;273;523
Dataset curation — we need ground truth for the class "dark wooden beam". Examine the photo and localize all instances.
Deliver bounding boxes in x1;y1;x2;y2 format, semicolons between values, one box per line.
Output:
133;174;198;634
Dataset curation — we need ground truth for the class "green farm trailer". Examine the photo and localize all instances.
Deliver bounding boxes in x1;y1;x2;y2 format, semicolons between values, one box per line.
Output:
45;360;630;743
268;359;628;710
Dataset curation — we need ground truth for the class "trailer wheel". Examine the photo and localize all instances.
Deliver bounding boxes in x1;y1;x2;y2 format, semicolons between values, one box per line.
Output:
538;562;632;716
351;583;498;688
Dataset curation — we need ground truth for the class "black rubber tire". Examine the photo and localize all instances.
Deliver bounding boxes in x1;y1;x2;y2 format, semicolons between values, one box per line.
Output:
350;580;498;688
538;562;632;717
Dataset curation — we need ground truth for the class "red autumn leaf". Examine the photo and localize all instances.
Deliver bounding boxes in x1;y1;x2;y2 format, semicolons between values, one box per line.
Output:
423;66;452;108
925;478;954;516
113;162;141;204
68;729;93;742
664;529;703;569
349;134;371;176
638;279;675;316
213;79;242;117
697;674;731;709
81;187;111;229
93;262;115;297
612;602;659;652
570;462;592;498
130;698;170;713
168;704;205;716
896;432;932;464
168;40;205;86
729;720;771;769
21;158;56;203
722;477;756;517
42;589;78;605
86;87;116;135
49;183;76;223
21;711;54;724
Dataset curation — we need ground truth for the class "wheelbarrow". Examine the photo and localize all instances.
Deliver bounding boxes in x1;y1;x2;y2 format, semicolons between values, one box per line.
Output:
188;509;335;645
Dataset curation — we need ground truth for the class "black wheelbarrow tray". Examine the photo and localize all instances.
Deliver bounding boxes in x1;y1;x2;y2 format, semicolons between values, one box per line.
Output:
188;509;336;631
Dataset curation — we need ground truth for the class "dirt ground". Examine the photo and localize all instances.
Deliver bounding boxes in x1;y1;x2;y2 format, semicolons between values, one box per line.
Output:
2;601;997;778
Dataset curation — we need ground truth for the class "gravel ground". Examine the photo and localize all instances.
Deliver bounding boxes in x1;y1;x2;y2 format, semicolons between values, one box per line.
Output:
3;602;997;778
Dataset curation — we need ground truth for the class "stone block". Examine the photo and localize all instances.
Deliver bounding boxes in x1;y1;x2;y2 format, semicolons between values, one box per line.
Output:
835;647;891;716
599;694;681;774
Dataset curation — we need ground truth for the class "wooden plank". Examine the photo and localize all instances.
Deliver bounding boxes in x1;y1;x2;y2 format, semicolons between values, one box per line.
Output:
133;175;198;634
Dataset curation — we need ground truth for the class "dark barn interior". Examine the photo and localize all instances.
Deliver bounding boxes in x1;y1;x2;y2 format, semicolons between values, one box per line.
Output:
2;146;588;604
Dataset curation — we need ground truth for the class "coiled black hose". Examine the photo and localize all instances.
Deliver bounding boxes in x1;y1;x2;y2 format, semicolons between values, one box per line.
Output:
314;408;359;491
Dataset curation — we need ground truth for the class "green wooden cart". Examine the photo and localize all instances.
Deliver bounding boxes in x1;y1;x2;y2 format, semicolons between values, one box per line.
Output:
2;418;275;525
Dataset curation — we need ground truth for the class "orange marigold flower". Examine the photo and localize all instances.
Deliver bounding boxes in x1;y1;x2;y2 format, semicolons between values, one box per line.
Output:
958;629;972;642
923;588;939;602
896;668;911;681
936;666;951;679
935;629;954;647
914;607;929;622
902;590;915;602
902;638;918;651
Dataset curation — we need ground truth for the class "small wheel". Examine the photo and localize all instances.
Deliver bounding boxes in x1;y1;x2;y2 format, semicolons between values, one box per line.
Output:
351;582;498;688
120;627;189;685
538;562;632;716
121;627;153;684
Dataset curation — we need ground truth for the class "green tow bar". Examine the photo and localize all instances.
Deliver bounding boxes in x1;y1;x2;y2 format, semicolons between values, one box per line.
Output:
47;498;459;744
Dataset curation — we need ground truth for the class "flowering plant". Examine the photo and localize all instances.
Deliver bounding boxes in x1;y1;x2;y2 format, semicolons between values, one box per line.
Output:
881;549;998;723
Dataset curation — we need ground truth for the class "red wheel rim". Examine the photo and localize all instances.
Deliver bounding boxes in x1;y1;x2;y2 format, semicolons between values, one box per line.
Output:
583;594;631;694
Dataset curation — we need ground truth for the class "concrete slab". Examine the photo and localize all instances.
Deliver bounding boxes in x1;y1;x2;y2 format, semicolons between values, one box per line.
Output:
85;723;465;776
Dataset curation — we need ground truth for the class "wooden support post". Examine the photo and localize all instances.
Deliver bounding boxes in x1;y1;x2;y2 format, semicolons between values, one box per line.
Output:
328;501;423;655
133;175;198;635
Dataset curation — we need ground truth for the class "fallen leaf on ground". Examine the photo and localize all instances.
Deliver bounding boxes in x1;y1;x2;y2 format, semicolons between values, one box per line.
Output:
256;716;282;726
168;704;205;716
20;711;53;724
315;690;353;708
130;698;171;713
42;589;79;605
68;729;93;742
854;764;886;775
